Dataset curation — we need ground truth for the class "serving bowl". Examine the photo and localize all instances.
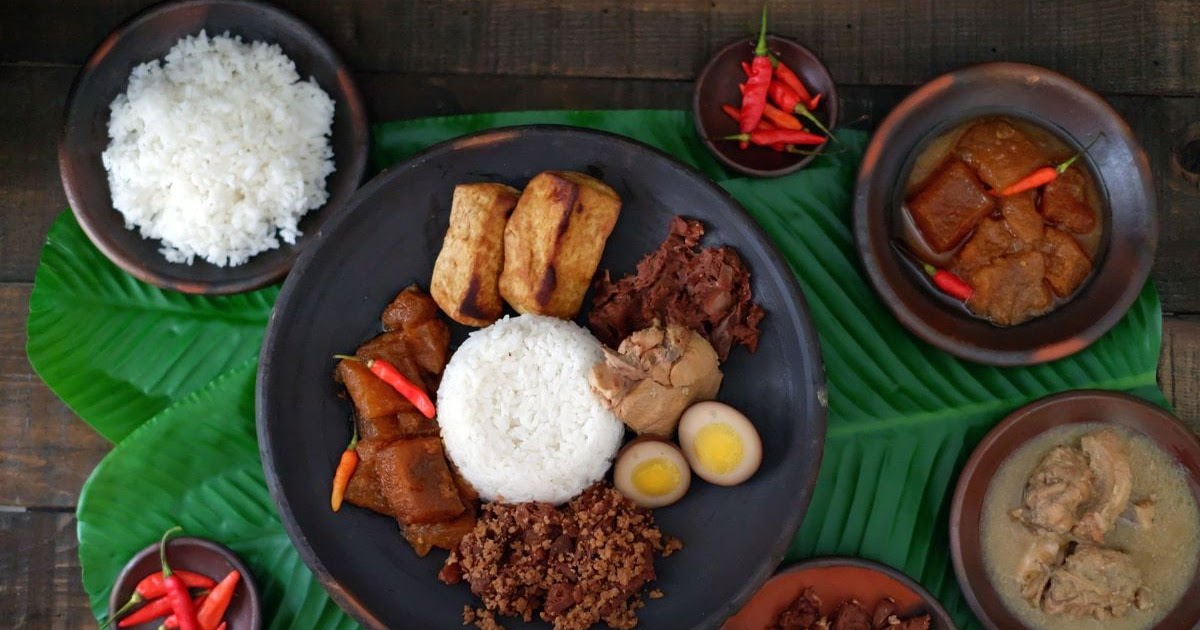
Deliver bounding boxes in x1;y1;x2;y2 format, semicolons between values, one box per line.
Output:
950;390;1200;629
59;0;369;295
257;125;827;628
853;62;1156;366
721;556;957;630
109;536;261;630
693;35;838;178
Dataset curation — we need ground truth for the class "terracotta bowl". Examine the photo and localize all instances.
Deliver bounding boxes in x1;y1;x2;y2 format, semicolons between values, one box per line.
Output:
693;35;839;177
853;62;1156;366
950;390;1200;629
108;536;261;630
722;557;957;629
59;0;369;294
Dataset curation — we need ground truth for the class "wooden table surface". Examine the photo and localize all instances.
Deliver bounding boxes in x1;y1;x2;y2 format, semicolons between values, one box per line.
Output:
2;1;1199;627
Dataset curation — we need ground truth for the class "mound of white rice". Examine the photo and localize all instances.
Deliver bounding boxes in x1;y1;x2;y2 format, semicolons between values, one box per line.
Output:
437;314;624;504
101;30;335;267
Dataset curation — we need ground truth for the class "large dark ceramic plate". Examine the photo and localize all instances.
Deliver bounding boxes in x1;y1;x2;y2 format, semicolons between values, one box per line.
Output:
257;126;827;629
59;0;369;294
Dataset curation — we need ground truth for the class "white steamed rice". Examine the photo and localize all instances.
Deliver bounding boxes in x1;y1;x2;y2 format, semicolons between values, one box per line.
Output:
101;30;335;267
437;314;624;504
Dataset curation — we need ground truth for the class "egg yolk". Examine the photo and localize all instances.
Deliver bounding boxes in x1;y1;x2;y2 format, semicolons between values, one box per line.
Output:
632;458;681;496
693;423;744;474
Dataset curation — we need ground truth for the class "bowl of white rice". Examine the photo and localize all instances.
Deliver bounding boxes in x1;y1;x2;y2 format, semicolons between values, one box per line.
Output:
59;0;368;294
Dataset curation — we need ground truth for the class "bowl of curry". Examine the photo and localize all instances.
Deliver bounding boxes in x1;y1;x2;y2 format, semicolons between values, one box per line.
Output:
853;62;1156;366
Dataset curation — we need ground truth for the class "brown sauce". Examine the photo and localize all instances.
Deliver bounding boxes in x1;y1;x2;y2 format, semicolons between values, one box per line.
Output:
897;115;1105;326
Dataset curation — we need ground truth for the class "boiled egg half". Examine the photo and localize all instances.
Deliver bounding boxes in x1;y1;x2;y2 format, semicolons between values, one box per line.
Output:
613;437;692;508
677;401;762;486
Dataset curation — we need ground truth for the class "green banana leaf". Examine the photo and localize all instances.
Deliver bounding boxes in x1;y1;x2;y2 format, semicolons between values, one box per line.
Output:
41;110;1163;629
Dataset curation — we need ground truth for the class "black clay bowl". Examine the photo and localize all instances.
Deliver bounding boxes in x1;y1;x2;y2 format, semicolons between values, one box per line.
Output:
109;536;261;630
257;126;827;629
59;0;369;295
694;35;838;178
853;62;1156;366
950;391;1200;629
722;557;957;630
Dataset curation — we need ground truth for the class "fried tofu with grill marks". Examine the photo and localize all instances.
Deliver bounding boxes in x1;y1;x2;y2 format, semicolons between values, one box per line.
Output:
431;183;521;326
499;171;621;318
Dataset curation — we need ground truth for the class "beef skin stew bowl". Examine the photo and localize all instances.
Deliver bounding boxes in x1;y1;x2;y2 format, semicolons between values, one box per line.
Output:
853;63;1156;366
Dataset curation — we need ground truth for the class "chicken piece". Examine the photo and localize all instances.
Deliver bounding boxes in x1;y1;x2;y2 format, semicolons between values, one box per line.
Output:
955;217;1019;273
1041;228;1092;298
1072;431;1133;543
1013;445;1094;535
906;159;996;253
999;190;1044;246
1015;533;1066;605
1042;544;1150;619
771;587;822;630
431;183;522;326
955;119;1048;190
1041;167;1096;234
588;322;723;436
829;600;872;630
499;171;621;318
375;437;466;525
343;437;394;515
964;251;1053;326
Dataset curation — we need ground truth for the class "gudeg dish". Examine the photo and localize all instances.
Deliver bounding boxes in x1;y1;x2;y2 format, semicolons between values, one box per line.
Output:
950;391;1200;630
60;0;368;294
853;62;1155;366
257;126;827;629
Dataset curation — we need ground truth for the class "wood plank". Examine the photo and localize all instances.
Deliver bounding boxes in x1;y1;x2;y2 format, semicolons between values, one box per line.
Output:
0;284;109;509
1162;317;1200;433
2;1;1199;96
0;511;96;629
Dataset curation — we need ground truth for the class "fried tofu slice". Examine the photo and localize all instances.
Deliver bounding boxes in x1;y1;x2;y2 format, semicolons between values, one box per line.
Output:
1041;166;1097;234
499;171;621;318
966;251;1053;326
431;183;521;326
375;437;466;525
1042;228;1093;297
907;159;996;252
955;119;1047;191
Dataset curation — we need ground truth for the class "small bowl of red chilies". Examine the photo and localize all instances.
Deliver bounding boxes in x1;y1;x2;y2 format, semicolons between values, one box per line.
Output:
693;7;839;178
105;527;261;630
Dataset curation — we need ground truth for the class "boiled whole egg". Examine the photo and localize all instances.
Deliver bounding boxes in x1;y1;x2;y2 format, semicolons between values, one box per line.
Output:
613;437;692;508
677;401;762;486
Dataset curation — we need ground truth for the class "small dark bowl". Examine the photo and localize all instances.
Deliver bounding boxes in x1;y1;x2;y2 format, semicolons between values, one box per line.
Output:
721;556;957;629
950;391;1200;630
853;62;1156;366
694;35;839;178
59;0;369;295
108;536;261;630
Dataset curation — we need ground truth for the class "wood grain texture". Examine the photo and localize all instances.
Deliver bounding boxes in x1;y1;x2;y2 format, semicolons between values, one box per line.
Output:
1162;317;1200;433
0;511;96;629
0;284;108;509
2;1;1200;96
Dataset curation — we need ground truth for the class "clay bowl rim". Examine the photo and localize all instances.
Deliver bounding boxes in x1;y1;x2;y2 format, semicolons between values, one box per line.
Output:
949;390;1200;630
723;555;958;630
852;61;1157;366
693;34;840;178
58;0;370;295
108;535;262;630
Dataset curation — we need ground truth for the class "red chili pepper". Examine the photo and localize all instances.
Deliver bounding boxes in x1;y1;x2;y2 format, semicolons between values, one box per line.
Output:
923;263;973;301
721;104;786;151
215;624;226;630
738;5;773;149
117;596;172;628
996;135;1101;196
195;570;240;630
723;129;828;147
330;422;359;512
159;527;201;630
104;572;216;628
770;57;817;109
334;355;436;418
768;80;837;140
160;594;209;629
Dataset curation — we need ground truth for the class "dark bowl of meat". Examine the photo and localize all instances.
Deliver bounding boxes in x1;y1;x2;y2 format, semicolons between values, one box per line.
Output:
949;391;1200;630
720;556;956;630
853;62;1156;366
